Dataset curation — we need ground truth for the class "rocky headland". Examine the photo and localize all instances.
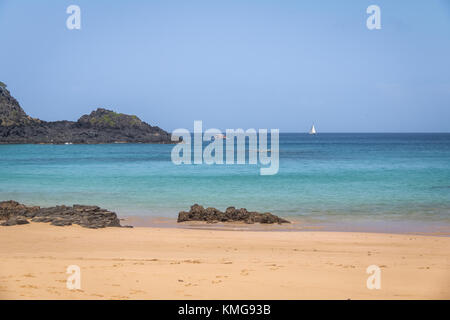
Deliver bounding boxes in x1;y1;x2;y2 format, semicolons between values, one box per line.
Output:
178;204;290;224
0;81;175;144
0;200;128;228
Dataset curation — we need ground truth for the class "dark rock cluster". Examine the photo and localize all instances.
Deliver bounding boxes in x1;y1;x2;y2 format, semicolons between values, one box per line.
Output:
178;204;290;224
0;200;40;220
0;200;127;228
1;217;30;226
0;82;177;144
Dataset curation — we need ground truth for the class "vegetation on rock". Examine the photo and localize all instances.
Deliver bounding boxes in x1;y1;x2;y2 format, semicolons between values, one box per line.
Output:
0;81;176;144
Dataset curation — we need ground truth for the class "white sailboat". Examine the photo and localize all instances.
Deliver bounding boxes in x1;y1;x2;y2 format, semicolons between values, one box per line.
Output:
309;124;316;135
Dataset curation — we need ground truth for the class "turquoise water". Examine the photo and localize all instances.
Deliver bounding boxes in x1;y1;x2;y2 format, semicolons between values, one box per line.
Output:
1;134;449;229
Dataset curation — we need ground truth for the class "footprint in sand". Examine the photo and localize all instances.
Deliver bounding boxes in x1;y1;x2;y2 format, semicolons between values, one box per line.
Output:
72;289;84;293
184;283;198;287
23;273;35;278
20;285;38;289
240;269;250;276
112;263;124;267
183;259;202;264
266;263;284;270
130;289;146;294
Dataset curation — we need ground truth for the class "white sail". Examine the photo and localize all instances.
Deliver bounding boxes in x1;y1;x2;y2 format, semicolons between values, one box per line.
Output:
309;125;316;135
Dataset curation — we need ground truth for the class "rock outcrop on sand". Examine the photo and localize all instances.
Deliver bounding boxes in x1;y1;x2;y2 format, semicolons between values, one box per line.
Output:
178;204;290;224
0;82;176;144
0;200;128;228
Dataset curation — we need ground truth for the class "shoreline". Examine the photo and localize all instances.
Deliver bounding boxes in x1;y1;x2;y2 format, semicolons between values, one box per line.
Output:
1;222;449;299
1;198;449;235
121;215;450;236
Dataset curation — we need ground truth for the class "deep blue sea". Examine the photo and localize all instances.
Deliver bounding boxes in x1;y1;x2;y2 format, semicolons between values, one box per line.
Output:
1;133;449;231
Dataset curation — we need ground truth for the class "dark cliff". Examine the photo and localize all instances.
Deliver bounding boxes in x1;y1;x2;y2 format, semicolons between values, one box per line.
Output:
0;82;175;144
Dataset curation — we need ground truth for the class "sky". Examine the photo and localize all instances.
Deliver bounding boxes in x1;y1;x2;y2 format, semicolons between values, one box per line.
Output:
0;0;449;132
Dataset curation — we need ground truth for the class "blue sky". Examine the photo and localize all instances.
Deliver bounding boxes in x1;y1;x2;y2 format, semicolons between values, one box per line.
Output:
0;0;449;132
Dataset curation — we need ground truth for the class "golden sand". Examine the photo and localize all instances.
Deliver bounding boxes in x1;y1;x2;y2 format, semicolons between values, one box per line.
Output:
0;223;449;299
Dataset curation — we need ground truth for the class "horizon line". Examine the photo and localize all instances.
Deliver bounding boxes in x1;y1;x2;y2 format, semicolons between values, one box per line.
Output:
182;131;450;134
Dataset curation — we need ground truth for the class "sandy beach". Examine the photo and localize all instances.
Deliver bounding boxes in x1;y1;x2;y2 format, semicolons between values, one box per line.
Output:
0;222;449;300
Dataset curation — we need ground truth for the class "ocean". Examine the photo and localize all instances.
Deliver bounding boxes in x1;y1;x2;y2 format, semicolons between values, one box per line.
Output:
1;133;449;232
